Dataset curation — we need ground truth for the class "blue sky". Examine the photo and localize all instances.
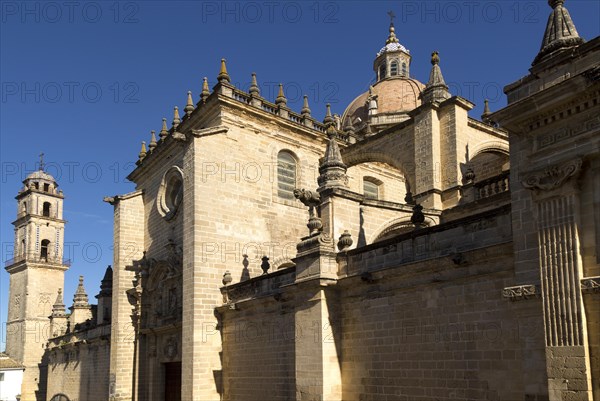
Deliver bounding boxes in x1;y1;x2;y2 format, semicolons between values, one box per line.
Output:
1;0;599;348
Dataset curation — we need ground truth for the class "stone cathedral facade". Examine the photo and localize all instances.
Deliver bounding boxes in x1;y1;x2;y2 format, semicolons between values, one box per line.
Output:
3;1;599;400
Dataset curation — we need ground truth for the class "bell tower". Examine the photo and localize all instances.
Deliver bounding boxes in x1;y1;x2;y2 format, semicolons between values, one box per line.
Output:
4;156;69;401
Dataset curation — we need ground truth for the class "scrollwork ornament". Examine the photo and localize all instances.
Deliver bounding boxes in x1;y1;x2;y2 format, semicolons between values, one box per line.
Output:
521;158;582;191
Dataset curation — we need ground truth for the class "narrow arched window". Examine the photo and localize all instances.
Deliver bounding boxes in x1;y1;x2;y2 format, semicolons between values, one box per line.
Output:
390;61;398;76
379;64;386;80
43;183;50;192
40;239;50;261
43;202;51;217
363;178;380;200
277;151;297;200
402;63;407;76
21;201;27;214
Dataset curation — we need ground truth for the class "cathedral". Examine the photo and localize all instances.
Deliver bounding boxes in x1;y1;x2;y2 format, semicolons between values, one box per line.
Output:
3;1;599;400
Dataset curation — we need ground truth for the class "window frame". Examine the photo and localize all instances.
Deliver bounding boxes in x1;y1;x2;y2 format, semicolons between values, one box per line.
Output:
277;151;298;201
390;61;398;76
363;177;382;200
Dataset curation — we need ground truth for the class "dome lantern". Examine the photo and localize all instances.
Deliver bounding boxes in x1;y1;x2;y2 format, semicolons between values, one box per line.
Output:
373;11;411;82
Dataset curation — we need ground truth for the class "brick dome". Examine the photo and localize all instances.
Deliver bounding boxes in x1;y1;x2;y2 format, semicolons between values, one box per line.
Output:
341;77;425;130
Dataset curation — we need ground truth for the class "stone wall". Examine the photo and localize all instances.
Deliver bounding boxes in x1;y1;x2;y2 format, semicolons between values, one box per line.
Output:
46;325;110;401
218;205;552;400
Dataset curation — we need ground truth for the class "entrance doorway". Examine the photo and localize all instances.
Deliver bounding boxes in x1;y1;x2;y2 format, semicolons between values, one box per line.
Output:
164;362;181;401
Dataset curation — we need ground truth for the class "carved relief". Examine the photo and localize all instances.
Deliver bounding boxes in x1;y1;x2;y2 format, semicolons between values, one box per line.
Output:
581;277;600;294
502;285;538;300
163;336;178;360
521;158;582;191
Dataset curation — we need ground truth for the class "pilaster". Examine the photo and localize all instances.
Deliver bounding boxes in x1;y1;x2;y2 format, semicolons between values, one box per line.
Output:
106;190;144;401
522;158;593;400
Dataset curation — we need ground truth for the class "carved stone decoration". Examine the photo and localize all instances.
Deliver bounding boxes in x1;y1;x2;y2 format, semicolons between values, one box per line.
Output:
164;239;183;277
581;276;600;294
502;285;538;300
411;204;426;228
296;232;333;254
521;158;582;191
337;230;353;251
163;336;178;359
294;188;323;236
222;271;232;286
157;166;184;221
293;189;320;208
261;256;270;275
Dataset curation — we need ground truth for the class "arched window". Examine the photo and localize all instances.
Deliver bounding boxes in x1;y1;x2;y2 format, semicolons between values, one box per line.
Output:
50;395;70;401
40;239;50;261
277;151;297;200
363;178;380;200
43;183;50;192
43;202;51;217
34;182;39;190
402;63;407;76
379;64;386;80
390;61;398;76
21;201;27;214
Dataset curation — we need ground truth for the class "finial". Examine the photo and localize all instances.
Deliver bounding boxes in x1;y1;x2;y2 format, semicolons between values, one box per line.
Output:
481;99;494;124
149;130;157;151
73;275;89;306
421;51;450;104
385;11;399;44
52;287;66;315
534;0;583;65
249;72;260;96
483;99;491;114
301;95;311;117
138;141;147;161
275;83;287;107
39;152;45;171
549;0;564;8
317;116;348;190
172;106;181;129
337;230;353;251
200;77;210;103
217;58;231;83
260;256;270;275
323;103;334;127
185;91;195;116
159;118;169;139
411;204;426;228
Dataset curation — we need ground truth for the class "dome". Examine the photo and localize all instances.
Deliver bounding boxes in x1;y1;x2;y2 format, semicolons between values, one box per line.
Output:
25;170;56;181
342;77;425;130
24;170;57;184
377;42;409;57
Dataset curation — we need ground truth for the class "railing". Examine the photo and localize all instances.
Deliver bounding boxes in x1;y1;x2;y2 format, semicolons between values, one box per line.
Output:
4;254;71;267
474;171;510;200
232;89;251;104
226;85;351;138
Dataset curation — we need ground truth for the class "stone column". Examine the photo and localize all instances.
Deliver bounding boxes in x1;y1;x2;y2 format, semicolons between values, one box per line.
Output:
522;158;593;401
